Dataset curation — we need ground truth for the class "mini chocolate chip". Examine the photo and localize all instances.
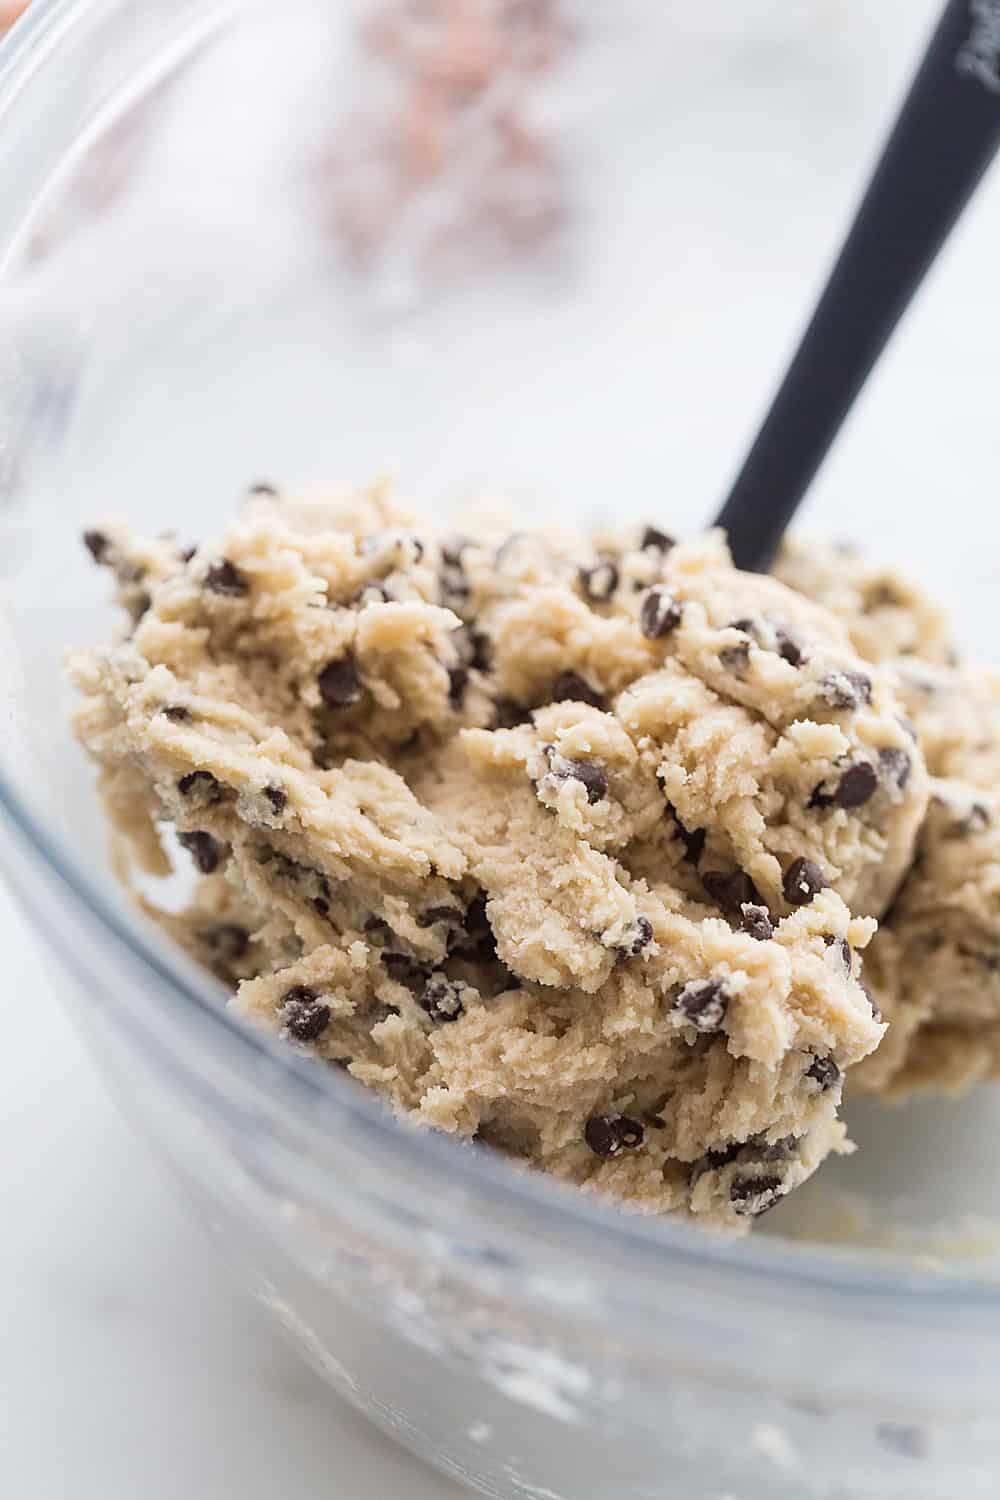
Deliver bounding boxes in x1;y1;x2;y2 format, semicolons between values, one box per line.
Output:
740;904;773;941
263;784;287;814
551;756;608;805
783;857;826;906
580;557;619;603
248;481;279;496
419;973;466;1023
675;978;729;1032
617;916;653;957
584;1115;645;1158
493;696;531;729
199;923;249;961
382;952;428;988
808;783;834;810
178;770;222;802
835;760;878;808
312;897;330;915
665;803;706;865
821;669;872;710
701;1143;742;1171
318;656;363;709
448;665;469;709
640;526;674;553
364;913;394;941
417;904;465;928
878;747;912;789
690;1141;743;1187
469;631;493;672
775;627;804;667
702;869;760;914
730;1173;784;1216
806;1055;841;1091
204;558;249;597
824;935;852;973
719;641;750;674
860;980;881;1022
281;986;331;1041
639;586;682;640
551;671;605;709
83;529;110;563
458;894;497;960
177;831;220;874
161;705;190;722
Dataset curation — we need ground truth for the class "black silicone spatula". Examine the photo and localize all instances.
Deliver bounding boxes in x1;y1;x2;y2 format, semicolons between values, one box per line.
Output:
716;0;1000;573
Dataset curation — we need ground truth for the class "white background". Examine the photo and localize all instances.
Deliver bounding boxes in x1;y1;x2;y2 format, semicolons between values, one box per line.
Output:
3;0;999;1495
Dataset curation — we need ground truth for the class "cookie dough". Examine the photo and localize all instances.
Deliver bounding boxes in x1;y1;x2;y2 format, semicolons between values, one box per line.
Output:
72;490;931;1229
773;535;956;669
776;538;1000;1096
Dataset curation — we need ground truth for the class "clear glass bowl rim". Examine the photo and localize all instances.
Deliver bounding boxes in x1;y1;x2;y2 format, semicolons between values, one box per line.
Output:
2;0;999;1320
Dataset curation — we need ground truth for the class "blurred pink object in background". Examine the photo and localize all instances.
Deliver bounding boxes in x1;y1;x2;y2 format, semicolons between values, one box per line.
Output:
0;1;29;35
2;0;574;286
321;0;575;281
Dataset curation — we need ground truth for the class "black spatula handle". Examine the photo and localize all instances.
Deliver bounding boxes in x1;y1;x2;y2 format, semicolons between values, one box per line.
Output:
716;0;1000;572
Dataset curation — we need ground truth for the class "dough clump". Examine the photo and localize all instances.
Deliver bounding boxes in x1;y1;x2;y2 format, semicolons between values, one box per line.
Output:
72;493;939;1229
776;538;1000;1096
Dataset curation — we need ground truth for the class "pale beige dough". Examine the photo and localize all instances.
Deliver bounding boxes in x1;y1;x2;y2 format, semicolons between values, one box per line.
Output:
858;780;1000;1096
773;534;956;668
776;536;1000;1096
72;492;936;1229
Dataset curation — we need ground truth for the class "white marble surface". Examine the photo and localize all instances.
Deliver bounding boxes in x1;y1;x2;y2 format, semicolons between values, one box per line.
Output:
0;881;460;1499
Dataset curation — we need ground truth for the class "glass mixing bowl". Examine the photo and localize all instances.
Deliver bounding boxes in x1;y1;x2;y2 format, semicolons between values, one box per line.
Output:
2;3;1000;1496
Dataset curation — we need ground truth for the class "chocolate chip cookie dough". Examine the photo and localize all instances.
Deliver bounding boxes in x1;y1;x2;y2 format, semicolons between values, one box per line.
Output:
775;539;1000;1097
72;488;929;1230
